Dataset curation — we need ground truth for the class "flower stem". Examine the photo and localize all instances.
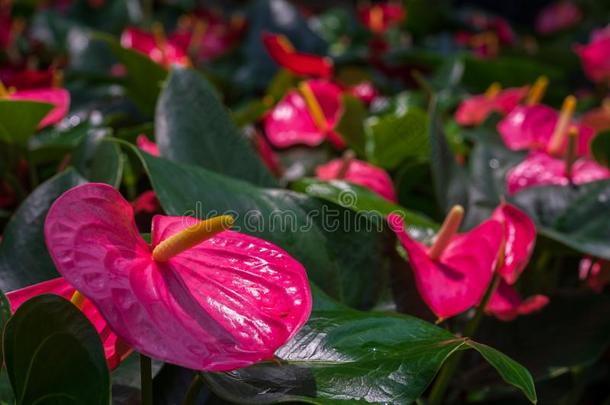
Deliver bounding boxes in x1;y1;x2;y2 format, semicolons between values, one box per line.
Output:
140;354;153;405
182;373;204;405
427;272;501;405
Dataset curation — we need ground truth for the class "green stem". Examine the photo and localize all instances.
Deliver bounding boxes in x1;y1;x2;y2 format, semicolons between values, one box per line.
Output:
140;354;153;405
182;373;204;405
427;272;501;405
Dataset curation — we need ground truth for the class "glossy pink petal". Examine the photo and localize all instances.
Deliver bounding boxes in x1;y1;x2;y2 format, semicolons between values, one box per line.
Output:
9;88;70;128
455;87;527;126
486;280;549;321
494;87;529;113
491;203;536;284
44;183;312;371
137;134;160;156
316;158;397;202
6;277;132;369
574;26;610;84
263;80;343;149
388;214;503;319
506;151;610;194
121;27;190;68
536;1;582;35
262;33;333;78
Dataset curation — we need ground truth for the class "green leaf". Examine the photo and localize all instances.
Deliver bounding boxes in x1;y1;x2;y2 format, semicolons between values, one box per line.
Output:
511;179;610;259
0;290;11;366
203;307;467;404
4;295;110;405
292;177;437;238
97;32;167;116
335;95;368;156
365;107;429;169
155;68;277;187
0;100;53;145
592;130;610;169
0;169;86;291
73;129;124;187
466;341;537;404
130;148;387;308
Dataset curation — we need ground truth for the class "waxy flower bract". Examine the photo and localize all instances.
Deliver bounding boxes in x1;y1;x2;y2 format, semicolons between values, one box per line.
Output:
44;183;312;371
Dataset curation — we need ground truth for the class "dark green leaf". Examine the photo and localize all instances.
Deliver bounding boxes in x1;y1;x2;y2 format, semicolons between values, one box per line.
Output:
335;95;367;156
131;148;387;308
511;179;610;259
4;295;110;405
73;129;124;187
155;68;277;187
592;130;610;169
365;107;429;169
466;341;537;404
0;100;53;145
0;169;86;291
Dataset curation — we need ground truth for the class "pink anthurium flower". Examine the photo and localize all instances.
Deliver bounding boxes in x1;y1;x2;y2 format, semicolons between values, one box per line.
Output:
498;94;595;157
0;80;70;128
535;1;582;35
253;131;282;177
486;280;549;321
137;134;160;157
6;277;132;370
455;83;528;126
44;183;312;371
0;68;54;90
574;26;610;85
120;26;191;69
132;190;160;215
316;151;397;202
357;3;406;34
507;150;610;194
263;79;345;149
388;206;504;320
491;202;536;285
262;33;333;78
581;99;610;132
347;81;379;105
579;257;610;293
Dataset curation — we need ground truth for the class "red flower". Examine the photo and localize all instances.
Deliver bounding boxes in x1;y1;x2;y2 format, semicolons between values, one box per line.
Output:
120;26;191;69
486;281;549;321
536;1;582;35
357;3;406;34
1;81;70;129
137;134;160;157
262;33;333;78
455;83;528;126
574;26;610;85
579;258;610;293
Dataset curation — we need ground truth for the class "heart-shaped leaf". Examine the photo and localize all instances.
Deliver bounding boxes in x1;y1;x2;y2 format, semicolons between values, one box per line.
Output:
0;100;53;145
155;68;277;187
0;169;86;291
4;294;110;405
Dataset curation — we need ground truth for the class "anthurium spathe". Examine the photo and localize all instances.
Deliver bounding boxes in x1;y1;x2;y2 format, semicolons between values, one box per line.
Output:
0;81;70;128
263;79;345;149
120;26;191;68
507;150;610;194
6;277;132;369
357;2;406;34
535;1;582;35
137;134;160;156
574;26;610;85
262;33;333;78
388;206;504;320
455;83;529;126
486;280;549;321
316;151;397;202
44;183;312;371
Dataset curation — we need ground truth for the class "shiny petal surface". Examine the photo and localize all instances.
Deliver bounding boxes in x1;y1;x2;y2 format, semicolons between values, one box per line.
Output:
45;183;311;371
389;214;503;319
455;87;527;126
137;135;160;156
121;27;190;68
10;88;70;128
487;280;549;321
491;203;536;284
316;158;397;202
6;277;132;369
262;33;333;78
506;152;610;194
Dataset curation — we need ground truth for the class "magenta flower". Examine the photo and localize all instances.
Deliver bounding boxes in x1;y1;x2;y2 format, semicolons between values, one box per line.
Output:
579;258;610;293
263;33;333;78
316;153;397;202
131;190;160;215
388;207;504;320
120;27;191;68
6;278;132;370
253;131;282;177
507;151;610;194
347;81;379;105
357;3;406;34
4;87;70;129
455;83;528;126
535;1;582;35
486;280;549;321
0;68;54;90
137;134;160;157
44;183;312;371
574;26;610;85
264;79;345;149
